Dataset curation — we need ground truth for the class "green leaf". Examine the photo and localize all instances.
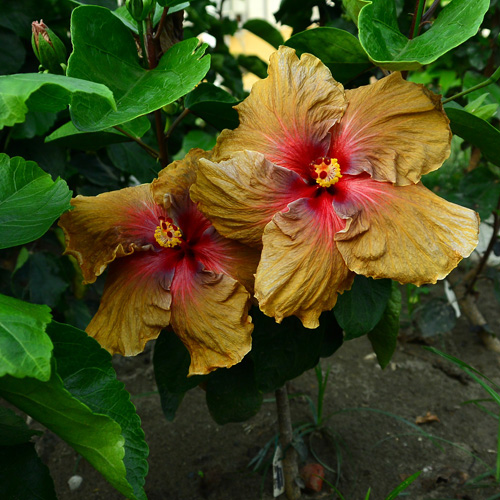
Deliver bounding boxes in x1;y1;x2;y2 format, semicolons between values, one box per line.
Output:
334;275;392;340
285;27;372;83
458;167;500;220
358;0;490;70
249;308;343;393
28;253;69;308
206;358;263;425
445;106;500;168
0;362;135;499
45;116;151;150
11;111;58;140
368;282;401;369
172;130;216;160
237;54;268;79
153;330;206;421
243;19;284;49
0;406;41;446
0;27;26;75
108;142;160;183
67;5;210;131
0;294;52;381
112;4;164;32
464;71;500;119
0;154;72;249
342;0;369;26
47;321;148;500
184;82;239;130
0;73;115;130
0;442;57;500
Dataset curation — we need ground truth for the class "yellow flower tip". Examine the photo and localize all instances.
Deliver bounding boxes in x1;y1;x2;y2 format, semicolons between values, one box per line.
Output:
154;216;183;248
310;157;342;188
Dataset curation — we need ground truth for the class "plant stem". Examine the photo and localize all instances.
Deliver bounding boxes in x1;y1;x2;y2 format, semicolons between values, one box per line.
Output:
275;385;301;500
165;108;190;139
137;21;148;68
465;194;500;295
144;13;168;167
409;0;425;40
113;126;159;158
443;66;500;104
153;7;169;42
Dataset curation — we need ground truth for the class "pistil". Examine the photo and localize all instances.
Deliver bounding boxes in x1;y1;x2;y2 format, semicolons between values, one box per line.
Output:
154;217;182;248
310;157;342;188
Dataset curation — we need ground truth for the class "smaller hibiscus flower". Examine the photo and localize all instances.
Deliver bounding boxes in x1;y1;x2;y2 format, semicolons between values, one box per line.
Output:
59;150;258;376
191;47;479;329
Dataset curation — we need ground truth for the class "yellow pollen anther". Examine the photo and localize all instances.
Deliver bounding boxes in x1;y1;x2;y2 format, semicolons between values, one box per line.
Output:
310;157;342;188
154;217;182;248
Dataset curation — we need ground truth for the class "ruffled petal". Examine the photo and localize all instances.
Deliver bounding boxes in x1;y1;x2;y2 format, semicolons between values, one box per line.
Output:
330;72;451;186
86;250;180;355
255;194;354;328
170;259;253;376
213;46;347;176
59;184;163;283
333;175;479;285
191;150;314;247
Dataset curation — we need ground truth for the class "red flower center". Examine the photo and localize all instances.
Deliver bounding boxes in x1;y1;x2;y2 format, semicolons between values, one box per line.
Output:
154;216;183;248
309;157;342;187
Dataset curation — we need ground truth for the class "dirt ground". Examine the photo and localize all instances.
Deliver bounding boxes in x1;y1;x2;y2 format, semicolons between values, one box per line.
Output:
36;279;500;500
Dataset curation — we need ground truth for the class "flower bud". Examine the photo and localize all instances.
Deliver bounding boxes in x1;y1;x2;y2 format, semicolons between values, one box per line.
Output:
126;0;155;22
31;20;67;75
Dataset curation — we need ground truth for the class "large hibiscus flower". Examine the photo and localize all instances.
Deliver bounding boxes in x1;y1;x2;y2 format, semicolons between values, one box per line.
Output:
191;47;479;329
59;150;258;375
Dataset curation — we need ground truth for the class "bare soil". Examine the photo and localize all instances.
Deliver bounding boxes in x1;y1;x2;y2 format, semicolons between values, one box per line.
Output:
37;280;500;500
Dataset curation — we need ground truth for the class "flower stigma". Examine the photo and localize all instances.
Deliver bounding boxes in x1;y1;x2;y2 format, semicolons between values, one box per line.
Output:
310;157;342;188
154;216;182;248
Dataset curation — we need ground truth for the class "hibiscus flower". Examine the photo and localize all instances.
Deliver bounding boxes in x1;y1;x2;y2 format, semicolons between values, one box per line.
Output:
191;47;479;329
59;150;258;375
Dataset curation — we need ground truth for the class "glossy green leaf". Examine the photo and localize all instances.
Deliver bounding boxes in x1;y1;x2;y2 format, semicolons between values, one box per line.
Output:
368;282;401;369
249;308;343;393
112;4;164;33
342;0;369;25
445;106;500;168
0;362;135;499
243;19;284;49
184;82;239;130
153;330;206;421
0;294;52;381
0;154;72;249
0;73;115;130
334;275;392;340
286;27;372;83
47;321;148;500
0;406;41;446
358;0;490;70
45;116;151;150
67;5;210;131
0;442;57;500
206;358;263;425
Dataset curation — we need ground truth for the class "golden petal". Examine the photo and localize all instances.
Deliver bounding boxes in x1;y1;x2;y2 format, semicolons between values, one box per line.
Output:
255;195;354;328
86;251;176;355
152;148;211;206
330;72;451;186
334;176;479;285
170;262;253;376
58;184;161;284
213;46;347;175
191;150;313;247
